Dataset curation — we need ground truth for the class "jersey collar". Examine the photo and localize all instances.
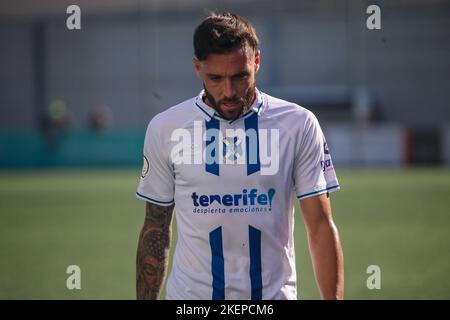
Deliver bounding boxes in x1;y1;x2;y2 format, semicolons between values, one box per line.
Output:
194;88;265;123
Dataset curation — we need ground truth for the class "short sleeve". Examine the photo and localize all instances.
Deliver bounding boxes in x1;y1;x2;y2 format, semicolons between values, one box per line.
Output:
136;118;175;206
294;111;340;200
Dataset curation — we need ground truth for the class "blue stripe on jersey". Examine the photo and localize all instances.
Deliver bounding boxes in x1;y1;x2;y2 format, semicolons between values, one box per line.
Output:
297;184;340;200
205;118;220;176
245;112;260;175
249;225;262;300
210;226;225;300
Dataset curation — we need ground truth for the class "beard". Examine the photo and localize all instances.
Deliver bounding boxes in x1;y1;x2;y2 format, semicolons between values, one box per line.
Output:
203;84;256;120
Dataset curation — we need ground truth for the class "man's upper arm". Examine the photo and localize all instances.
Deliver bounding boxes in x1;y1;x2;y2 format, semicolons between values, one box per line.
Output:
299;193;333;235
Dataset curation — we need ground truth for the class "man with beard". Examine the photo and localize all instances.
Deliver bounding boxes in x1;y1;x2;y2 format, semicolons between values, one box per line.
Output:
136;12;344;300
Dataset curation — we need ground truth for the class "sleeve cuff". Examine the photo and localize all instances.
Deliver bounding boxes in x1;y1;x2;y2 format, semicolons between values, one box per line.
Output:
297;184;340;201
136;192;175;206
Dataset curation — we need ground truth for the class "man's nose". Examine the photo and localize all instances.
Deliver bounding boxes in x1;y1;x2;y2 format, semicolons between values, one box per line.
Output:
223;78;236;98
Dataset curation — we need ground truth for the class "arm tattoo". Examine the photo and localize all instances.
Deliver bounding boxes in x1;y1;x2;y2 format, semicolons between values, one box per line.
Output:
136;202;174;300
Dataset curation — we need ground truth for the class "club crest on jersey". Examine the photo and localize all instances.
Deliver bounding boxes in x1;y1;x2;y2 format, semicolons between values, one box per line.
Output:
223;136;242;161
170;120;280;176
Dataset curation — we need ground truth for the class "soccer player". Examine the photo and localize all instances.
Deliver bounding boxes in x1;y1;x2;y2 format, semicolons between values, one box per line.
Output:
136;12;344;300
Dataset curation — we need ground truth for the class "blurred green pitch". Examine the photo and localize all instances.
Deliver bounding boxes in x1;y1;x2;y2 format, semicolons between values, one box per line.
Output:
0;167;449;299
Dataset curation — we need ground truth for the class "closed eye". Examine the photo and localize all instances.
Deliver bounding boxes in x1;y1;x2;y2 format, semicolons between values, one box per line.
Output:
232;72;249;80
209;75;222;82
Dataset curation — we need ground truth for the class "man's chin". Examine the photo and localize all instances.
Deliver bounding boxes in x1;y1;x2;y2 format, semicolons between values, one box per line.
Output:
219;106;244;120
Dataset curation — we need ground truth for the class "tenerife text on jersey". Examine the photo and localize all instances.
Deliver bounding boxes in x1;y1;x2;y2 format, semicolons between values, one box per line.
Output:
191;188;276;215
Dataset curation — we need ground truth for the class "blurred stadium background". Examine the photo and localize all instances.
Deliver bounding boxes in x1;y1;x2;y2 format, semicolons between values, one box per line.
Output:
0;0;449;299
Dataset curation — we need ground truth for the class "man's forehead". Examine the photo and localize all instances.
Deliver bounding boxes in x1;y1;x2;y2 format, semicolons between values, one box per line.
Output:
199;46;254;71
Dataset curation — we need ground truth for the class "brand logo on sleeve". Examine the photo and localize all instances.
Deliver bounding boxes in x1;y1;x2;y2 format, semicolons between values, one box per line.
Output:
324;142;330;155
320;159;333;172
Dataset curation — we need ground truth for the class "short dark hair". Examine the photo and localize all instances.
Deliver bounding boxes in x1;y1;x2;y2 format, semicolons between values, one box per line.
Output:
193;12;259;61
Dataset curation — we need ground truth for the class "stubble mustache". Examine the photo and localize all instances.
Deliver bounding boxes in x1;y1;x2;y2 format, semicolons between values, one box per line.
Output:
220;97;244;106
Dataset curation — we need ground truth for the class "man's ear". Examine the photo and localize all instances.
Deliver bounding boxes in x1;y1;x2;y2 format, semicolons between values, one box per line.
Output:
254;49;261;73
192;57;202;77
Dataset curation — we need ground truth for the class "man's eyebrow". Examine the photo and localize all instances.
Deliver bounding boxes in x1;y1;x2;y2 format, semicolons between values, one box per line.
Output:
232;71;249;77
206;73;222;78
206;71;249;78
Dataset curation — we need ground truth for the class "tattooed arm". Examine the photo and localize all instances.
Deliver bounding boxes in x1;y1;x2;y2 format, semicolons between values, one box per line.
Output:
136;202;175;300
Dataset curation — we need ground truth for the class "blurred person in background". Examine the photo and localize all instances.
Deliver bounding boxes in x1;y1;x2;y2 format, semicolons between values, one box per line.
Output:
88;103;114;132
41;99;71;150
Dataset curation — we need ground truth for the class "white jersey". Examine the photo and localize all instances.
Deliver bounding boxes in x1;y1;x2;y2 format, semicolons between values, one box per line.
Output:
136;88;340;300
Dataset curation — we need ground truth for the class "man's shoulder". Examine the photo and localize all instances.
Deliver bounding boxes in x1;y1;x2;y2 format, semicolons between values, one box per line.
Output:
263;92;317;124
147;96;197;130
